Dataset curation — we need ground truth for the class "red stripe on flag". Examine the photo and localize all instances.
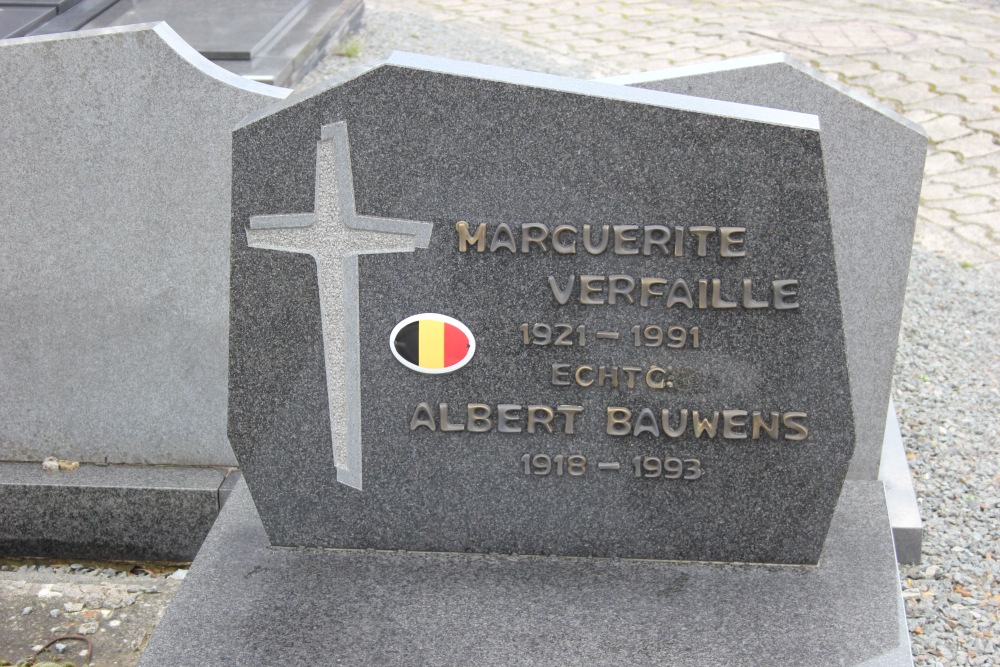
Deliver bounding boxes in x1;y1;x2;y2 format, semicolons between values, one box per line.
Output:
443;322;468;367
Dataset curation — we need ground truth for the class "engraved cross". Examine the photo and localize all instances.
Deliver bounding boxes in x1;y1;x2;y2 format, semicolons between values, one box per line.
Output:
246;121;433;490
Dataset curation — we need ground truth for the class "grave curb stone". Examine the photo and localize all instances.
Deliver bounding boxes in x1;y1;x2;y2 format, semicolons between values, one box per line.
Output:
0;462;237;561
136;477;912;666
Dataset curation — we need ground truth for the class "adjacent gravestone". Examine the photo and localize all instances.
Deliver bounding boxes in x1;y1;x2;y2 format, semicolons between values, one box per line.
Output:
139;53;912;666
228;52;852;565
604;54;928;482
0;23;287;559
0;23;287;467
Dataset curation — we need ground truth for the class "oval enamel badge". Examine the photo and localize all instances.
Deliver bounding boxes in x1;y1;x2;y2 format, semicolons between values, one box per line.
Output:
390;314;475;374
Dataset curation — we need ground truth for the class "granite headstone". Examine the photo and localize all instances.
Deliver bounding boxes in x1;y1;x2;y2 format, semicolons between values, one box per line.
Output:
229;52;854;565
604;53;928;481
139;54;914;666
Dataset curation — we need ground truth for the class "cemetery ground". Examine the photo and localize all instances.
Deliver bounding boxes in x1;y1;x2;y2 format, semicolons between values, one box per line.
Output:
1;0;998;665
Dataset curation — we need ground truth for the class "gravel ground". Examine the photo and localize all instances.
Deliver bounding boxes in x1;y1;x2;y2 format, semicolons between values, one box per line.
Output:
894;250;999;665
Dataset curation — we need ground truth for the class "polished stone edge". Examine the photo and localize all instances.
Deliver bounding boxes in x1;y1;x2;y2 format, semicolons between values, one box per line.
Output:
880;399;923;564
137;479;910;666
0;463;237;562
601;52;926;138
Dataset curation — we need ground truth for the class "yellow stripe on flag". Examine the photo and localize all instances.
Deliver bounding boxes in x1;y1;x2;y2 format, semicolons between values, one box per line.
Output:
419;319;445;368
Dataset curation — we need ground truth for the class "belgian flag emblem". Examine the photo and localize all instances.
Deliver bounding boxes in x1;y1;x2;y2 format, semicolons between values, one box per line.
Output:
390;313;476;374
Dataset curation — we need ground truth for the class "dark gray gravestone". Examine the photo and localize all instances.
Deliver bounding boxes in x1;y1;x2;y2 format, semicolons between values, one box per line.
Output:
0;6;53;37
604;54;928;482
84;0;308;60
229;52;853;565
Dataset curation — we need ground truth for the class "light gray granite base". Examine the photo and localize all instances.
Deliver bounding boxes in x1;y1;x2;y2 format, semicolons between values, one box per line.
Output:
880;399;923;565
138;479;911;666
0;463;234;561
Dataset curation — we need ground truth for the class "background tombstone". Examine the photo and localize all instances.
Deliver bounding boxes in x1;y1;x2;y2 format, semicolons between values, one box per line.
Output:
605;54;928;483
603;54;927;562
139;54;912;666
0;23;288;560
228;52;853;565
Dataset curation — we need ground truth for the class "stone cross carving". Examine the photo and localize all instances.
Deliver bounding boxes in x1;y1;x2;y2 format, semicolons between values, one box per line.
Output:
246;121;433;490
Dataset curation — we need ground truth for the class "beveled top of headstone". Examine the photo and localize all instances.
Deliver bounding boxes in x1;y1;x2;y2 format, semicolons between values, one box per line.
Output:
0;24;288;466
229;53;852;564
605;54;927;482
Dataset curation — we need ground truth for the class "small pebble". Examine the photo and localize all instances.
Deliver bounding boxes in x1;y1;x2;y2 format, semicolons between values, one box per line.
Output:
49;609;60;618
21;606;33;615
63;601;84;612
78;621;99;635
53;642;67;654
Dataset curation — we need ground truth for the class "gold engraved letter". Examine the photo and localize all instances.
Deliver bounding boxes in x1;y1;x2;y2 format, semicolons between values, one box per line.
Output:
692;410;719;438
497;404;522;433
661;408;688;437
548;275;575;305
633;408;660;437
666;279;694;309
640;277;666;307
583;224;610;254
467;404;493;433
410;403;436;431
456;221;486;252
752;411;780;440
613;225;639;255
773;280;800;310
580;275;606;305
557;405;583;434
552;225;577;254
438;403;465;432
689;226;715;256
719;227;746;257
608;275;636;305
489;223;516;253
742;278;769;309
606;407;632;436
722;409;748;439
783;412;808;441
521;223;549;253
711;279;737;309
643;225;671;256
527;405;555;434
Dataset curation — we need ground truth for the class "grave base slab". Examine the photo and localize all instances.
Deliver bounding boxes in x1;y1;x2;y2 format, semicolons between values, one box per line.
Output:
138;479;912;667
0;463;237;562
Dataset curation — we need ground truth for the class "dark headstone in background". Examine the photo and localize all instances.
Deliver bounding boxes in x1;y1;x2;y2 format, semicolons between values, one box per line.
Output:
0;5;55;37
229;53;854;565
1;0;362;86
